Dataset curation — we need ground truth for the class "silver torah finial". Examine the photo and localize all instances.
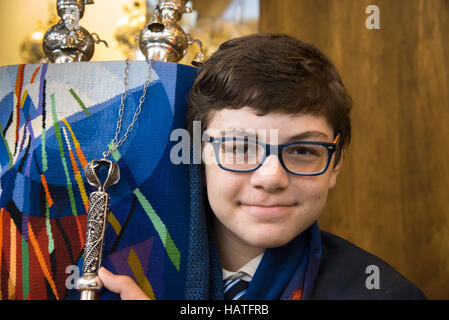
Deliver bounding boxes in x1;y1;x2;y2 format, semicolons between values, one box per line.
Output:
76;159;120;300
43;0;108;63
138;0;206;65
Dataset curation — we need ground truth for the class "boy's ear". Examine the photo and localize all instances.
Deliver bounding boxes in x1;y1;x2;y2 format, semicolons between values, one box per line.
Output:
329;149;344;189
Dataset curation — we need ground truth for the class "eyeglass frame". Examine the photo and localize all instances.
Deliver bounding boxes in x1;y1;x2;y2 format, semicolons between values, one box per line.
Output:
203;132;340;176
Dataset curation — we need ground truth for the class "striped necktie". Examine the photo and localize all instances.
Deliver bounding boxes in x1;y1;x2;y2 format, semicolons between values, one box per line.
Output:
224;278;250;300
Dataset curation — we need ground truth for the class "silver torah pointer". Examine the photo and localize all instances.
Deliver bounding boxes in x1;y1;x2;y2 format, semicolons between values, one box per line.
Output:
77;159;120;300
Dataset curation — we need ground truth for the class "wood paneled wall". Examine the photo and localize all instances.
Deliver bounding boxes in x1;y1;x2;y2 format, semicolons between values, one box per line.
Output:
260;0;449;299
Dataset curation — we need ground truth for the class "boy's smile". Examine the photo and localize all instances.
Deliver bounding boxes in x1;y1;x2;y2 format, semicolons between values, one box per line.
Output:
203;107;343;271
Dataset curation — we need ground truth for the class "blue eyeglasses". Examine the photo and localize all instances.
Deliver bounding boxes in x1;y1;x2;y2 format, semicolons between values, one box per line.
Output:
203;133;340;176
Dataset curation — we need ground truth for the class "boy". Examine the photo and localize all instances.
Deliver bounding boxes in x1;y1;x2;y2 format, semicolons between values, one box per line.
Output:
99;33;426;299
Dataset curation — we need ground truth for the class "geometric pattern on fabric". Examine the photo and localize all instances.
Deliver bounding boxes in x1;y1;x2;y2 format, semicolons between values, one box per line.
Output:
224;278;249;300
0;61;197;299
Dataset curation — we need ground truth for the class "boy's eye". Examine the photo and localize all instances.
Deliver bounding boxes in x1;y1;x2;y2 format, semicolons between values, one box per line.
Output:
290;146;318;156
284;145;325;160
218;139;263;167
222;141;255;154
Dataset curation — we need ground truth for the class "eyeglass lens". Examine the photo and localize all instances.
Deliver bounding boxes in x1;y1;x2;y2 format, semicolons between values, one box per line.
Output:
218;139;330;174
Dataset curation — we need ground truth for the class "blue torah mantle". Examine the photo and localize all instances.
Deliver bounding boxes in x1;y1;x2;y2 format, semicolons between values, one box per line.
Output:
0;60;223;299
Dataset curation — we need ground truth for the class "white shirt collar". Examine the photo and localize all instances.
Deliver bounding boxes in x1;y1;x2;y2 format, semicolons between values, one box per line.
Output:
222;252;264;282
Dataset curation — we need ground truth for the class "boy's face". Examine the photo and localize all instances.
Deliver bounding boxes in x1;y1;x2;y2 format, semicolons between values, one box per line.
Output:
203;107;343;252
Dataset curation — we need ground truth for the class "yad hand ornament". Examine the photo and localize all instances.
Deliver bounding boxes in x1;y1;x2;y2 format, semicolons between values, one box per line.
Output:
77;159;120;300
75;59;153;300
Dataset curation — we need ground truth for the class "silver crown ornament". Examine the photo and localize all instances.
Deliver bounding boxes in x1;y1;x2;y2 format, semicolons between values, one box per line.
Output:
138;0;205;66
43;0;108;63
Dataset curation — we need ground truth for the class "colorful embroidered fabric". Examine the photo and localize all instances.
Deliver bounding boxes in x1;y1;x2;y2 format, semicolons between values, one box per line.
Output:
0;61;198;300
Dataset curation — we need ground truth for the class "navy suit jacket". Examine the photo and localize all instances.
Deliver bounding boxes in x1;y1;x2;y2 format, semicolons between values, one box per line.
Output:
310;231;427;299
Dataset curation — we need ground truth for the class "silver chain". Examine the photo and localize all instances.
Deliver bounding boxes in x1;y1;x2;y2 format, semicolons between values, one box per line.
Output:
102;59;154;159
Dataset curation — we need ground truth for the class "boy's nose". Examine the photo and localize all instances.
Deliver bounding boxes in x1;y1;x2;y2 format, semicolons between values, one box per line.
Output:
250;155;290;192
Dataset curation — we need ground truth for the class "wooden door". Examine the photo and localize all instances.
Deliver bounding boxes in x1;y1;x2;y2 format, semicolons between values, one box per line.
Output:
260;0;449;299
